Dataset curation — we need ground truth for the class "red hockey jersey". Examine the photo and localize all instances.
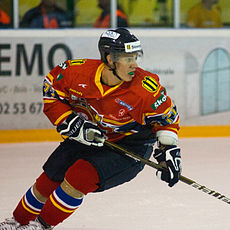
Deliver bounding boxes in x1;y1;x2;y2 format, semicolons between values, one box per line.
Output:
43;59;180;141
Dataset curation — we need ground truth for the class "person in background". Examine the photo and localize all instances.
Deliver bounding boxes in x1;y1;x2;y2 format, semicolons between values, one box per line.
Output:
94;0;128;28
187;0;222;28
153;0;169;25
20;0;72;28
0;0;10;28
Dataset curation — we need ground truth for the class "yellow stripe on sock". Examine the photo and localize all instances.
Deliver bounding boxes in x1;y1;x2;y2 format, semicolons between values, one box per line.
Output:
50;194;77;213
21;197;40;215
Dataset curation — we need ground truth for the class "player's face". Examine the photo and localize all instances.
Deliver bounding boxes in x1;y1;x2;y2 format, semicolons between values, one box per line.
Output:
115;52;140;82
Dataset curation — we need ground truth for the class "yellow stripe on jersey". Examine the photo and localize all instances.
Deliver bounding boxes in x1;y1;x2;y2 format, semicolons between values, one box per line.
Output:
141;111;158;124
153;85;163;97
69;59;86;66
43;81;50;94
43;99;57;104
102;117;135;126
166;127;178;133
56;89;68;98
124;131;135;136
94;63;104;95
95;63;124;97
54;111;72;125
47;73;54;85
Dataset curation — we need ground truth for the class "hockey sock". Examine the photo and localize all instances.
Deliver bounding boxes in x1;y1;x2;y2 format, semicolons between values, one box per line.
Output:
13;172;61;225
13;187;45;225
38;160;100;226
35;172;61;198
39;185;83;226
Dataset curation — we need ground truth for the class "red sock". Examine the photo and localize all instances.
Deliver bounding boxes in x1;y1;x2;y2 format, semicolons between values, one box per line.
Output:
13;173;61;225
39;189;83;226
40;160;99;226
13;194;39;225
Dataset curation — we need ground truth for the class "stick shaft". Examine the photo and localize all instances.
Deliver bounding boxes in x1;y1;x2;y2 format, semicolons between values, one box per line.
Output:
104;140;230;205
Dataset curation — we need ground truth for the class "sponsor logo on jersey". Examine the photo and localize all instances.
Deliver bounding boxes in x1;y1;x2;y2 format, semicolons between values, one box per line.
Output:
70;88;83;96
142;76;159;93
151;89;167;111
57;73;64;81
118;109;126;117
108;114;131;121
115;98;133;111
78;83;87;88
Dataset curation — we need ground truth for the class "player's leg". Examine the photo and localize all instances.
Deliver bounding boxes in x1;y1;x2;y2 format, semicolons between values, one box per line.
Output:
18;159;100;230
0;138;154;230
13;172;61;225
0;140;76;230
90;138;155;192
0;172;61;230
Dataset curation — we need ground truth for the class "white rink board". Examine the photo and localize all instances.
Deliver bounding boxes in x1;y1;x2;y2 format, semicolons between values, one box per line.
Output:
0;29;230;129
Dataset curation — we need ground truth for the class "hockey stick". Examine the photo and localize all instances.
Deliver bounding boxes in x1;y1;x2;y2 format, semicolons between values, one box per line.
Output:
96;137;230;205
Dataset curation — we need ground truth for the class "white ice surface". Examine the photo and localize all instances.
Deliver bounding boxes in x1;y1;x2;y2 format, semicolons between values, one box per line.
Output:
0;138;230;230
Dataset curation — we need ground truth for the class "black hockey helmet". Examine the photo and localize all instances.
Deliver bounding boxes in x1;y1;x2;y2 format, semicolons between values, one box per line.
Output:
98;28;143;64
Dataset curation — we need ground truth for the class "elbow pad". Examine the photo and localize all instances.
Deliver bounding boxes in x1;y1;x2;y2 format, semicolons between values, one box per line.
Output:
156;130;178;146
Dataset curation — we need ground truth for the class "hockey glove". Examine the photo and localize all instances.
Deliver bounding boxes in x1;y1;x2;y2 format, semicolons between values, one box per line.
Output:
57;113;105;147
153;145;181;187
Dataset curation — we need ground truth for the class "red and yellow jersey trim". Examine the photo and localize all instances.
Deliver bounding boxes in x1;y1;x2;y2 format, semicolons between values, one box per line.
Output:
94;63;124;97
46;73;54;84
43;99;56;104
54;110;72;125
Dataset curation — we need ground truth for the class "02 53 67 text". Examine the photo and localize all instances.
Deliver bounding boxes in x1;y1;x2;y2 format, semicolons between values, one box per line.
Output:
0;102;43;115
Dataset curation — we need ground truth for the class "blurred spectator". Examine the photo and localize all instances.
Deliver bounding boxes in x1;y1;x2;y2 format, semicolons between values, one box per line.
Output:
0;0;10;28
20;0;72;28
187;0;222;28
153;0;169;25
94;0;128;28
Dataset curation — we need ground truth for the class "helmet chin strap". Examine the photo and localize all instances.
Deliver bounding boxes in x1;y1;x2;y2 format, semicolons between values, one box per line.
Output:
110;68;122;81
108;62;122;81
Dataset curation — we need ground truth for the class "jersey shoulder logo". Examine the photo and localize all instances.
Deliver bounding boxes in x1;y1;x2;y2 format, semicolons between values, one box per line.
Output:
59;62;68;70
57;73;64;82
69;59;86;66
142;76;159;93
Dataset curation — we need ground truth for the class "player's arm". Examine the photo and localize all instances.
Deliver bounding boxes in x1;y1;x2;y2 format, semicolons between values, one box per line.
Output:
43;61;73;126
143;82;181;187
43;61;105;146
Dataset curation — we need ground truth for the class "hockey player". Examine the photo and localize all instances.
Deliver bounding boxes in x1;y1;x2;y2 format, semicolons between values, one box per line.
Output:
0;28;181;230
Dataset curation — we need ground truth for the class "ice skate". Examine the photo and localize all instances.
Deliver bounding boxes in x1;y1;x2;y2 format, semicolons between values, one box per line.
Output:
17;219;52;230
0;217;21;230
